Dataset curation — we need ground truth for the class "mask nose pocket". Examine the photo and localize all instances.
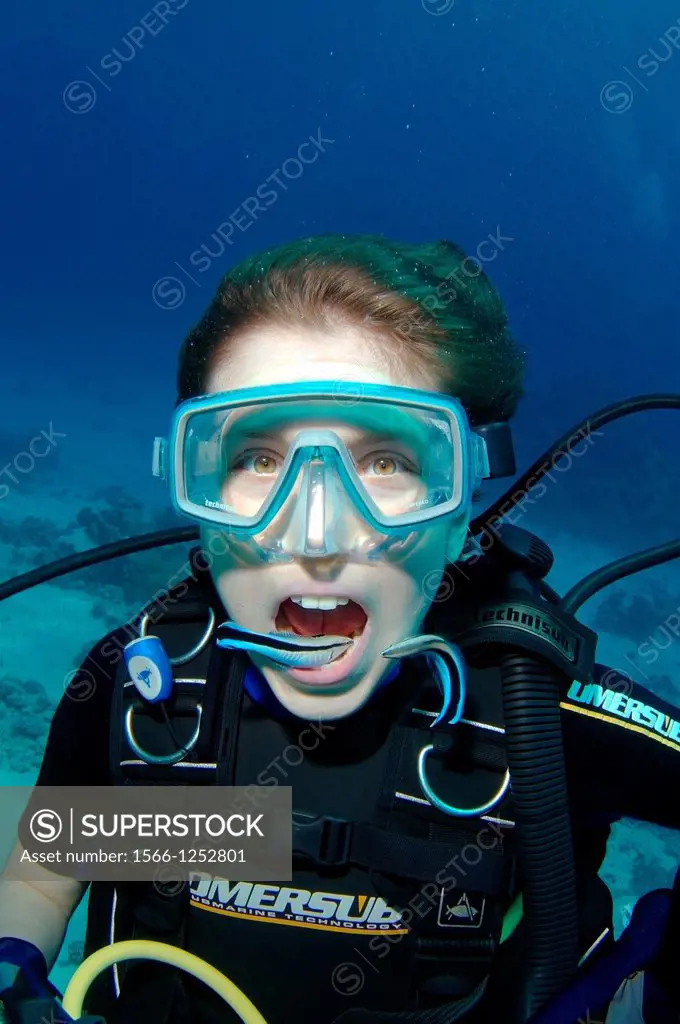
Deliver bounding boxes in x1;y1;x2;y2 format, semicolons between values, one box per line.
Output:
268;452;372;560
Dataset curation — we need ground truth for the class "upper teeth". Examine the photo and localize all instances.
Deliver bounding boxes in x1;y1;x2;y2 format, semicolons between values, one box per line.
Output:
291;596;350;610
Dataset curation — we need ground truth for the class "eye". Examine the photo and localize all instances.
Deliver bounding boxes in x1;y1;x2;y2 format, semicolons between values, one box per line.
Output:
232;450;281;475
361;453;413;477
371;456;398;476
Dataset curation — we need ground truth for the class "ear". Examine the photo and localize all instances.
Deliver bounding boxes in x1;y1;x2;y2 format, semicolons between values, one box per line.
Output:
445;511;471;564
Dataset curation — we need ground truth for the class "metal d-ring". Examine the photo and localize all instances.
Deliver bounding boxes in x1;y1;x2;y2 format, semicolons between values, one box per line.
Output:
124;703;203;766
417;744;510;818
383;633;509;817
138;608;216;666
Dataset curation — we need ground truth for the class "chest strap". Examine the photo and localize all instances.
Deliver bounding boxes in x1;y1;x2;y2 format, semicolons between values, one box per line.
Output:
332;977;488;1023
292;812;506;893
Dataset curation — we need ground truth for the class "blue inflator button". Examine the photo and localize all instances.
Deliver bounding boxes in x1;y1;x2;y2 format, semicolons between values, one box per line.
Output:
123;636;174;703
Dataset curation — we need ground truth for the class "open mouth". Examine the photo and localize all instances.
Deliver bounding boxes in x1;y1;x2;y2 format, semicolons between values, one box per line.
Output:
273;596;370;686
275;596;368;641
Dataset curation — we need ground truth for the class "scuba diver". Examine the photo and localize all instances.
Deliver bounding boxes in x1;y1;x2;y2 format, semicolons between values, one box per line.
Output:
1;233;680;1024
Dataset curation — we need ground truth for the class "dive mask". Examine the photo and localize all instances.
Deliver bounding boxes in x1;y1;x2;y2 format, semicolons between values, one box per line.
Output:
153;382;511;563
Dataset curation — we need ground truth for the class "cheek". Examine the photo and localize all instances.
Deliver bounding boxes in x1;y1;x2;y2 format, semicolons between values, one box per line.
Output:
377;527;451;617
201;529;275;623
200;529;241;608
212;566;269;626
395;525;450;581
447;511;471;563
200;527;233;570
201;526;264;571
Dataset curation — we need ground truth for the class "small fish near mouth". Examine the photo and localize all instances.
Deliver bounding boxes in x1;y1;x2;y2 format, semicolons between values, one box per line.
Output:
216;621;352;668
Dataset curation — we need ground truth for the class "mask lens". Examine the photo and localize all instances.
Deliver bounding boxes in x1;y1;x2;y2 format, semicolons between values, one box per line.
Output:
179;396;459;526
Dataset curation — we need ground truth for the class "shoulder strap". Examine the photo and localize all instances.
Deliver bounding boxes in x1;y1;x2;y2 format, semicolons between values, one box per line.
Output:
85;880;192;1024
96;564;247;1023
109;578;247;786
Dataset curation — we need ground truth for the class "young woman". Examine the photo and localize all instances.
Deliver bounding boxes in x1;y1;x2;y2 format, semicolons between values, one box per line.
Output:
1;234;679;1024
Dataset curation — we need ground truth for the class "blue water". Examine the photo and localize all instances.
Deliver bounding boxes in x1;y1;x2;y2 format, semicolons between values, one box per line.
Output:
1;0;679;998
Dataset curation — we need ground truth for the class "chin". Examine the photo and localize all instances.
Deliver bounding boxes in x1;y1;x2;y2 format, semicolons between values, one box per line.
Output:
257;655;391;721
201;524;449;721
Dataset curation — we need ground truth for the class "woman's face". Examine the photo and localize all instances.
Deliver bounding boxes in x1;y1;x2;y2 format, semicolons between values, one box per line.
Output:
201;323;469;720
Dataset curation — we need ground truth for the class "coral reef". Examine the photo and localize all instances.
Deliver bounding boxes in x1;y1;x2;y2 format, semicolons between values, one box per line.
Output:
602;817;680;936
0;486;198;778
0;676;53;775
2;485;190;627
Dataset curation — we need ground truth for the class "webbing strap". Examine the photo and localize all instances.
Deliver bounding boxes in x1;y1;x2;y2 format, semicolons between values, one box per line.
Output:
292;814;505;892
332;977;488;1023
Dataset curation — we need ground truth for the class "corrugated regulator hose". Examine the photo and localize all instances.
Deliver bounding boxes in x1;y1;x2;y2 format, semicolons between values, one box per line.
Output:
500;652;579;1020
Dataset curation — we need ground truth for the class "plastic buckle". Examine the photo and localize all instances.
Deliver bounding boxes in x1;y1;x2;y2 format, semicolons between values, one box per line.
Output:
292;813;352;867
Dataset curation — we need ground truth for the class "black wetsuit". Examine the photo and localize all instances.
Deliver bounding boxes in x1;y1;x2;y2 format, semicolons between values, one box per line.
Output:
34;566;680;1024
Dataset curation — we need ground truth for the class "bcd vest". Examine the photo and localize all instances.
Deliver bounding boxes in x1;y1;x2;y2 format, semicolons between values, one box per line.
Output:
82;565;610;1024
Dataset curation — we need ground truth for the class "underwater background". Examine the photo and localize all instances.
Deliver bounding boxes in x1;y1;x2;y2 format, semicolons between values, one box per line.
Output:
1;0;679;993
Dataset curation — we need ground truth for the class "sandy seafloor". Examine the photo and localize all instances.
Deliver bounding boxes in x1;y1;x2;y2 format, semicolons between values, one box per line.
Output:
1;471;680;997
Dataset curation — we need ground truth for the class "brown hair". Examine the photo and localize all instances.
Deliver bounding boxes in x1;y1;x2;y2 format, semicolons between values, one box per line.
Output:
177;234;526;425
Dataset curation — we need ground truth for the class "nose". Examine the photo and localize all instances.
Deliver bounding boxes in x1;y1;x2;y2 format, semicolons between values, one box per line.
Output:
278;458;357;559
254;454;385;563
295;553;349;582
301;460;334;556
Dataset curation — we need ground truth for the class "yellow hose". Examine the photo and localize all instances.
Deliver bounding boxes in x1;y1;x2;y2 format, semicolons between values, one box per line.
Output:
61;940;268;1024
8;899;524;1023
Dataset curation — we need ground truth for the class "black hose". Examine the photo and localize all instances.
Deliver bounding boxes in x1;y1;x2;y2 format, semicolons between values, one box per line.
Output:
560;537;680;616
471;393;680;538
0;527;199;603
500;653;579;1019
